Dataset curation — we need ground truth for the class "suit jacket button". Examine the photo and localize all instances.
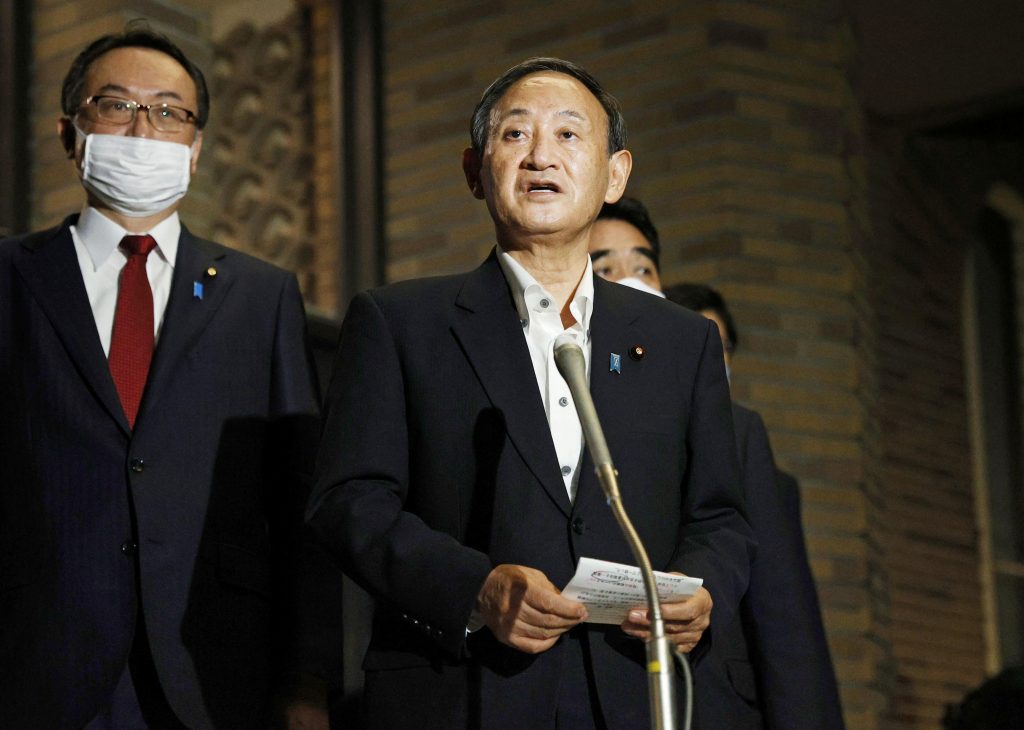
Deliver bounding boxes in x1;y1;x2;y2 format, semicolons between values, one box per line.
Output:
121;541;138;556
130;458;144;473
572;517;585;535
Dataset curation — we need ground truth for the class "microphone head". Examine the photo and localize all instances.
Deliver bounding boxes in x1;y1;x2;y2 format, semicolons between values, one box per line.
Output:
554;334;586;384
554;333;582;355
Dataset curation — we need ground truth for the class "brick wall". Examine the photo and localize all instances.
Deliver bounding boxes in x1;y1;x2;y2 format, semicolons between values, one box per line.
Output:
304;0;340;315
863;125;988;727
846;60;892;728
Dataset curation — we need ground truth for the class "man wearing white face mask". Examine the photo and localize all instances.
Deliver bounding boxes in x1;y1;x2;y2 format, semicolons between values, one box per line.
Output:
589;196;664;297
0;25;331;729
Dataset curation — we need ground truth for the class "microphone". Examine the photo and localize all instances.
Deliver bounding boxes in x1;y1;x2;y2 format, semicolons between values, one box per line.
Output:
553;335;618;501
553;334;685;730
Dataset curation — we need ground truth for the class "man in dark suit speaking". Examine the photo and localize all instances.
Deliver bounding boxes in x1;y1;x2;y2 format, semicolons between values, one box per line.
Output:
308;57;755;729
0;26;327;728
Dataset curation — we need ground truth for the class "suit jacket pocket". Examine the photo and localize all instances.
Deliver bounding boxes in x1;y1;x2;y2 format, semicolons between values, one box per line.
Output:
217;542;271;598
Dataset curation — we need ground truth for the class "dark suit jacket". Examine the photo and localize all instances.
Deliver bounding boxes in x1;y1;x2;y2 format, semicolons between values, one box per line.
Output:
0;215;323;728
307;253;755;729
692;404;844;729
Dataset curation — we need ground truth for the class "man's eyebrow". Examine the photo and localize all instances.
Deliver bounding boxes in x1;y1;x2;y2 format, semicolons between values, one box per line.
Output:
495;108;529;124
589;247;658;263
633;247;658;263
493;108;588;124
93;84;186;103
94;83;130;97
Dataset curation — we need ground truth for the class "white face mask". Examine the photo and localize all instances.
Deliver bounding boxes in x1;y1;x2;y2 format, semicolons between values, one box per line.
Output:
614;277;666;298
76;128;193;217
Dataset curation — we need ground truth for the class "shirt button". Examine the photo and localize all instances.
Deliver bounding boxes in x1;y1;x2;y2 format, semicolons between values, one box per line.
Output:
558;397;569;407
121;541;138;556
129;458;144;473
572;517;585;535
561;465;572;476
539;298;550;308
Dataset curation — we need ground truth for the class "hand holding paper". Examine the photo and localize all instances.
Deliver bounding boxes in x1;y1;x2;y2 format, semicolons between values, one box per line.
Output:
561;557;703;623
477;564;587;654
622;586;712;653
561;557;711;652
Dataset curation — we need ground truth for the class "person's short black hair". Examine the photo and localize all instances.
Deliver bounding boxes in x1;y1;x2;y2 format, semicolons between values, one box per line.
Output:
61;22;210;129
944;667;1024;730
470;57;626;155
596;197;661;269
663;283;738;352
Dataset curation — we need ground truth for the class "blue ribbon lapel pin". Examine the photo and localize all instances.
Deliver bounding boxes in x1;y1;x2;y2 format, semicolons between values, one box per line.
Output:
609;352;622;374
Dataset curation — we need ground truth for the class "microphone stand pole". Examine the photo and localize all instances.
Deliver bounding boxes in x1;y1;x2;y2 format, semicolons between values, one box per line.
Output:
596;463;680;730
555;342;679;730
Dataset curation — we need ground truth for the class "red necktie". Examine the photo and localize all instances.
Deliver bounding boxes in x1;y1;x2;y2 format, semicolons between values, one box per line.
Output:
109;234;157;428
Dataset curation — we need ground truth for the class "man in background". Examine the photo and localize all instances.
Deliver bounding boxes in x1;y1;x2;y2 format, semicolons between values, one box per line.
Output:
590;195;662;294
665;283;844;729
0;26;329;728
589;197;844;728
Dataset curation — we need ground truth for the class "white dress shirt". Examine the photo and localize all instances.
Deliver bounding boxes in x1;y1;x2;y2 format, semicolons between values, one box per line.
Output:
70;206;179;356
497;248;594;503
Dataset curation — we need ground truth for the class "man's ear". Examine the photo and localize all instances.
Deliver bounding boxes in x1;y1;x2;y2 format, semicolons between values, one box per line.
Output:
461;147;485;200
604;149;633;204
57;117;76;159
189;130;203;176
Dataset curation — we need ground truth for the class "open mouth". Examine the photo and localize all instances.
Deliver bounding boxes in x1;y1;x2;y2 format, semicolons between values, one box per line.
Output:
525;181;561;193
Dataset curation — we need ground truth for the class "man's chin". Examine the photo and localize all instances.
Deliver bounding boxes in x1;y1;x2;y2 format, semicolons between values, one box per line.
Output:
507;210;573;235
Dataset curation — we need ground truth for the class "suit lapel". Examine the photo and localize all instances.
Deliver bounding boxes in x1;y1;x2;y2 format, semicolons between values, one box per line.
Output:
135;227;234;427
450;253;572;517
573;278;646;516
13;217;130;434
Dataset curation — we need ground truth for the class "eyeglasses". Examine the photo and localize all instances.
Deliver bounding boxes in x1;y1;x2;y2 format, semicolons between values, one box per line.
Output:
79;95;197;134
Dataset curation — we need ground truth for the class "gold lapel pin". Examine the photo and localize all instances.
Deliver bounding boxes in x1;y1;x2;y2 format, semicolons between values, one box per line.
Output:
205;266;218;279
629;344;645;361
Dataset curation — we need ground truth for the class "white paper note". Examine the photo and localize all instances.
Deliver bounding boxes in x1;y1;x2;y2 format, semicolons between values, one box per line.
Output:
561;557;703;624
